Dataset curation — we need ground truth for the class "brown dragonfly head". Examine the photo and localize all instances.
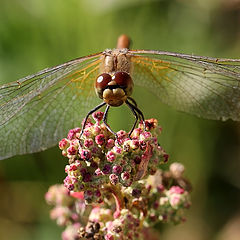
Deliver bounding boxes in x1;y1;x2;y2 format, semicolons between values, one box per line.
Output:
95;71;133;107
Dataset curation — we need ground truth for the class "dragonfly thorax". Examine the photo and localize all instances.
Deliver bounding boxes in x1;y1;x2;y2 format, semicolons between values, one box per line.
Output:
100;48;132;74
95;72;133;107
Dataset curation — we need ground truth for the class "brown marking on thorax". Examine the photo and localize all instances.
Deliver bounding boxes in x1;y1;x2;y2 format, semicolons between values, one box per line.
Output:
99;49;132;75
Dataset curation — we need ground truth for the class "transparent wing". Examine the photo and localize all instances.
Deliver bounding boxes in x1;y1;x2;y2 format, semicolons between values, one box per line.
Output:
0;53;102;160
130;50;240;121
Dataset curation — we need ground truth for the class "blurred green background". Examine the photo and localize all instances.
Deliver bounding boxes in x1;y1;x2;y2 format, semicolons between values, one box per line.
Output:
0;0;240;239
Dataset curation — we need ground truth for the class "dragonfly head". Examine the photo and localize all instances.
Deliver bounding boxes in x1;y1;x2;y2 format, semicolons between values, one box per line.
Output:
95;72;133;107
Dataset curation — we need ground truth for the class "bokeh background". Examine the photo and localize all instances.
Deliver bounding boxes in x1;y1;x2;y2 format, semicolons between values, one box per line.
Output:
0;0;240;239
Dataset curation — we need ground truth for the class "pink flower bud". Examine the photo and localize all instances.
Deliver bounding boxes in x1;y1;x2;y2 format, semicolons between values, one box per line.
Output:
67;127;81;140
59;138;69;150
69;165;78;171
113;146;122;154
94;168;103;176
144;118;158;131
106;139;115;149
95;134;105;145
92;125;101;135
121;171;130;181
169;194;181;208
112;165;123;174
163;154;169;163
117;130;128;139
131;128;143;138
105;233;114;240
92;111;104;122
109;174;119;185
79;149;92;161
106;151;116;162
169;186;185;195
140;131;152;140
67;145;77;155
130;140;140;149
102;164;111;174
84;139;94;148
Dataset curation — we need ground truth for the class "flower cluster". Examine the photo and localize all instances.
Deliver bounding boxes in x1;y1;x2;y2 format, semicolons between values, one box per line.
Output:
60;112;168;204
143;183;191;225
45;184;86;226
46;112;192;240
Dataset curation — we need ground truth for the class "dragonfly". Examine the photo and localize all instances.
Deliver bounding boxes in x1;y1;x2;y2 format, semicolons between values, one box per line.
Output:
0;35;240;160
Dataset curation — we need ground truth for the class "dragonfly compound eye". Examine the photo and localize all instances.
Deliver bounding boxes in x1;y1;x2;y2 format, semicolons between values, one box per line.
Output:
112;72;133;97
112;72;132;87
95;73;112;99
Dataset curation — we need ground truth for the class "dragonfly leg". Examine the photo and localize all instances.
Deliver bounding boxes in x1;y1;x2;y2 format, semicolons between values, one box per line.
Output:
126;98;146;131
80;102;106;137
103;105;119;140
127;97;146;130
127;96;138;108
125;99;139;138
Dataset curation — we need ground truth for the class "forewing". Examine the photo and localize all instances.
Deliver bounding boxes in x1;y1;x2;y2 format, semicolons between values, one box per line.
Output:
130;50;240;121
0;53;102;160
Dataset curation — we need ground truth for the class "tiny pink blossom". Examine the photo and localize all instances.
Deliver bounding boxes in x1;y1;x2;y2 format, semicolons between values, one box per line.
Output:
117;130;128;139
67;146;77;155
95;189;101;197
106;151;116;162
83;129;91;137
144;118;158;130
92;111;104;122
134;156;141;164
69;165;78;171
163;154;169;163
160;197;169;205
67;127;81;140
85;190;93;197
112;165;123;174
94;168;103;176
109;174;119;185
169;186;185;195
92;125;101;135
84;139;94;148
130;140;140;149
91;147;99;154
59;138;69;150
157;184;165;192
131;128;143;138
140;131;152;140
106;139;115;149
139;140;147;150
79;149;91;160
105;233;114;240
121;171;130;181
81;118;92;128
95;134;105;145
82;172;92;182
113;146;122;154
70;139;79;147
65;166;69;173
61;151;67;157
169;194;181;207
89;206;101;222
102;164;112;174
62;223;81;240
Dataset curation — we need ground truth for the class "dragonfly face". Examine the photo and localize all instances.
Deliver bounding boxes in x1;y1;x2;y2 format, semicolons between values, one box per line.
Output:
0;35;240;160
95;71;133;107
